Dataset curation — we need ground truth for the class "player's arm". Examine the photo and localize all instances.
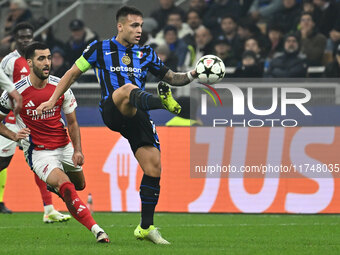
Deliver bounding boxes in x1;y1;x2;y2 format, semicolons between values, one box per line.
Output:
8;90;22;115
37;41;98;115
0;69;22;114
65;110;84;167
0;92;29;140
36;65;82;115
162;69;198;87
0;114;29;141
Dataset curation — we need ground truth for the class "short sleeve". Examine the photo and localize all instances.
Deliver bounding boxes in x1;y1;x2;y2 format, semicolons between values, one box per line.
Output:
75;40;99;72
0;57;14;81
0;69;15;93
62;88;77;114
0;90;12;116
147;47;169;79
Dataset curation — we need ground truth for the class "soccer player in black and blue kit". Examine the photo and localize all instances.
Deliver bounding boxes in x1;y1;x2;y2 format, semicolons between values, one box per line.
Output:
37;6;197;244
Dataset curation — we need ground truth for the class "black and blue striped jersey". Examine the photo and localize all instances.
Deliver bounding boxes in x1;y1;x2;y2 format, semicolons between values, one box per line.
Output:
75;36;169;104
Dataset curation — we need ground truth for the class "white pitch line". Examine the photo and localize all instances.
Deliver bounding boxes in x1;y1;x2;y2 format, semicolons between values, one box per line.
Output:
105;222;340;228
0;222;339;229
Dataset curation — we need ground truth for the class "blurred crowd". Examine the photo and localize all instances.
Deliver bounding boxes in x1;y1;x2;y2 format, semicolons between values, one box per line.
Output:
2;0;340;79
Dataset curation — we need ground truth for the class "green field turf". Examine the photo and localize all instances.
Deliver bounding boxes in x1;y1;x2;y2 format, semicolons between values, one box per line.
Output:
1;212;340;255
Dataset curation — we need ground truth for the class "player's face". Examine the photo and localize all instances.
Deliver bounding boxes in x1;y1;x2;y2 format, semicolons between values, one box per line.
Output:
118;14;143;45
15;29;33;54
30;49;52;80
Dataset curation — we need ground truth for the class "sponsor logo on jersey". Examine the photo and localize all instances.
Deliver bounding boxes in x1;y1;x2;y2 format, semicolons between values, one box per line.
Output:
110;66;142;73
26;106;59;120
105;51;116;55
25;100;35;107
121;55;131;65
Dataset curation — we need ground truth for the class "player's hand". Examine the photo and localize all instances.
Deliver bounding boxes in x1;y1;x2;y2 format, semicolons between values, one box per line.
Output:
15;128;30;141
72;150;84;167
190;70;198;78
8;90;22;115
36;100;55;116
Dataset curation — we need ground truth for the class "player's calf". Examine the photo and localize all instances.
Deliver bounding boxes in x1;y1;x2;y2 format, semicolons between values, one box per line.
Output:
139;174;160;229
59;181;110;243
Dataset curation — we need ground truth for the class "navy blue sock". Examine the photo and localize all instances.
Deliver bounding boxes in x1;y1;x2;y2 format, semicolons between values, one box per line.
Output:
140;174;160;229
129;88;164;111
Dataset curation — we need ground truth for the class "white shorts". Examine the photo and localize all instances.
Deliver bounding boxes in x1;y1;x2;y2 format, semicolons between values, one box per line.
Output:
0;123;20;157
25;143;82;182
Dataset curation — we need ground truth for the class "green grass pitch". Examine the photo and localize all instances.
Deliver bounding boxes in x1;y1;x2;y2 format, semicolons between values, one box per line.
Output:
1;212;340;255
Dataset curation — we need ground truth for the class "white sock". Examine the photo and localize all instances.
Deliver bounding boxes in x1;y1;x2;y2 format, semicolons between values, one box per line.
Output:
44;204;54;214
91;224;104;236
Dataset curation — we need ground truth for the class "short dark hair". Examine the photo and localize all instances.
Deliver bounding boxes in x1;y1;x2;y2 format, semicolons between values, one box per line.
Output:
187;9;200;16
13;22;34;36
221;14;238;24
116;6;143;22
300;11;315;22
168;10;183;19
163;25;177;35
24;41;49;60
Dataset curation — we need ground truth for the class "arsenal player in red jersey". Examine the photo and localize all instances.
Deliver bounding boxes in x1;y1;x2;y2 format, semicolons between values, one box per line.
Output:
0;23;70;222
0;42;109;243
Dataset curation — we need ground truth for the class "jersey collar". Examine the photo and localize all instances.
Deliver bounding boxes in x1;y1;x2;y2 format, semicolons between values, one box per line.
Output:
111;36;139;50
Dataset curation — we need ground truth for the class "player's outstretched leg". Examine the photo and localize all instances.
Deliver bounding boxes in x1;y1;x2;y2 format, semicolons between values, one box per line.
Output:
157;82;181;114
125;83;181;114
0;168;12;214
34;174;71;223
59;181;109;243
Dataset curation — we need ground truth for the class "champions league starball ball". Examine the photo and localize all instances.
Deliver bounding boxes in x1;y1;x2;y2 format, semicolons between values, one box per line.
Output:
195;55;226;84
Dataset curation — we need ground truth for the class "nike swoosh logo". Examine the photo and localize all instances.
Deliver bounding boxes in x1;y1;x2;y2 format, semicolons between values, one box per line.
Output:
105;51;117;55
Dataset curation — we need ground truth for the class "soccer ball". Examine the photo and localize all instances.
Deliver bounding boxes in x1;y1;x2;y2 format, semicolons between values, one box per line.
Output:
195;55;226;84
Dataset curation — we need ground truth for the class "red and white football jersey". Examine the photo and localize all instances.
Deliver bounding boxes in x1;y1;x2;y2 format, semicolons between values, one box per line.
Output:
0;75;77;150
0;50;30;124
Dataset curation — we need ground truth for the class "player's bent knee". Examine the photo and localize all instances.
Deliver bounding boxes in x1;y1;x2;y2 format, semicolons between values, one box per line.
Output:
144;163;162;177
47;168;72;191
112;84;137;103
119;83;138;96
74;181;86;191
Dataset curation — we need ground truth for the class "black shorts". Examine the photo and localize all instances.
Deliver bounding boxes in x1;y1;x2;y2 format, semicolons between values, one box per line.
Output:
100;96;160;154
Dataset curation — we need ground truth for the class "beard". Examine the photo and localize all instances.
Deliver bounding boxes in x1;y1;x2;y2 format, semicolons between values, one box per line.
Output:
33;65;49;80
